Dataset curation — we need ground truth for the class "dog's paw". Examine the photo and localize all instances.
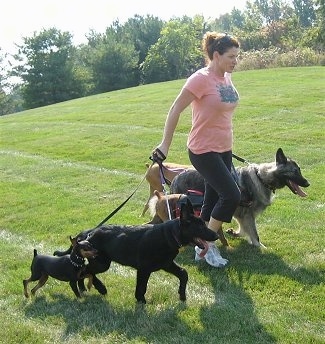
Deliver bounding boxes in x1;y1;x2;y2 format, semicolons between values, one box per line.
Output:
226;228;240;237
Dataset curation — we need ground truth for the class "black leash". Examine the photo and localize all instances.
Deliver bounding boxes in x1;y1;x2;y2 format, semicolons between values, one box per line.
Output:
232;153;251;165
95;148;166;228
231;153;254;207
94;162;154;228
231;152;251;184
95;151;250;227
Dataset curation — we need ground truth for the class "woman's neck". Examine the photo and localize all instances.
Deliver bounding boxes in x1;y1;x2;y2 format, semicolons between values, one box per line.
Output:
207;64;225;77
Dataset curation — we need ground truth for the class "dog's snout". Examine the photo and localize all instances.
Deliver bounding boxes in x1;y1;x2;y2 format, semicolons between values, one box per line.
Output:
202;225;219;241
78;240;97;253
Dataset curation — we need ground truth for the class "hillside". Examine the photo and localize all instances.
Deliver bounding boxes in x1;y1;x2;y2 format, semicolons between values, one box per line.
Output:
0;66;324;344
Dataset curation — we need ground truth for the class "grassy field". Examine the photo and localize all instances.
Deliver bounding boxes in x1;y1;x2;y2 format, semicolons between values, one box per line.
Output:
0;66;324;344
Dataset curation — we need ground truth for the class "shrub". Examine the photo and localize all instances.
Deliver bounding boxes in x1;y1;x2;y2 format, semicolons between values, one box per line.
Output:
237;47;325;71
274;48;322;67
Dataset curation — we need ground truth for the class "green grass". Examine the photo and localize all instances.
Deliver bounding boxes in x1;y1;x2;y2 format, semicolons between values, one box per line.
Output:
0;66;324;344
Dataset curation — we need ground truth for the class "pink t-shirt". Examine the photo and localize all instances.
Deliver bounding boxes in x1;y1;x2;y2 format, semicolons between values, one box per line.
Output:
184;67;239;154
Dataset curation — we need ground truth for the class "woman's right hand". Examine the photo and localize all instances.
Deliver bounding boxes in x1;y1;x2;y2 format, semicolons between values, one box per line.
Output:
150;146;167;163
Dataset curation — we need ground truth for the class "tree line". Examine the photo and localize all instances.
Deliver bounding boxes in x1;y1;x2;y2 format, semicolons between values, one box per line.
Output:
0;0;324;115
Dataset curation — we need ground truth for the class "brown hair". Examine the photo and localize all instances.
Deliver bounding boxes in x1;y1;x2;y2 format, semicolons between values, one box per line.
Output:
202;32;240;62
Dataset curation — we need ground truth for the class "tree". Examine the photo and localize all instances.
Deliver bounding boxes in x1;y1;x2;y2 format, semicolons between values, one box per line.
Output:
253;0;285;23
231;8;246;30
0;49;20;115
141;16;205;84
91;39;139;93
123;15;164;65
292;0;316;27
314;0;325;48
213;13;233;33
13;28;87;109
84;22;139;93
233;0;318;50
0;49;8;114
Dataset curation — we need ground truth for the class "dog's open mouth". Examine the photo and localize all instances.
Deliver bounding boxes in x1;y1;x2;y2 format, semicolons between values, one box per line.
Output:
84;252;98;259
287;180;307;197
194;238;209;255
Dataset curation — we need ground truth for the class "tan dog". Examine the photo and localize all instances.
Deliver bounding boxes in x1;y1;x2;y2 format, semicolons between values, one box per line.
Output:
148;190;229;246
148;190;183;223
141;162;192;217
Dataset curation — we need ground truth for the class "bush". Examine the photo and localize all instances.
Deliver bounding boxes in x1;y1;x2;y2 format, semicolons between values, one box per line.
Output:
274;48;322;67
237;48;281;70
237;47;325;71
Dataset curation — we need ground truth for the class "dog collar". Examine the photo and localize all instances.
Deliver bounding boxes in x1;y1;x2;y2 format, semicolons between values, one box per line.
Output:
171;229;182;249
70;254;85;268
164;220;183;250
255;170;275;193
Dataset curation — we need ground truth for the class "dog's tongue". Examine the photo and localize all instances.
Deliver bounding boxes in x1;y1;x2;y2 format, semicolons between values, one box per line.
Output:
196;239;209;257
289;181;307;197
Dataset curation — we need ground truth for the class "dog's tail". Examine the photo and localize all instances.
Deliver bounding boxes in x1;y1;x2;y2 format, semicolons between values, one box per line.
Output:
148;190;161;217
53;246;73;256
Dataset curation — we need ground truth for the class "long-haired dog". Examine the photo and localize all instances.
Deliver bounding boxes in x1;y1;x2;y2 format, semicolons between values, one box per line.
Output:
148;148;310;247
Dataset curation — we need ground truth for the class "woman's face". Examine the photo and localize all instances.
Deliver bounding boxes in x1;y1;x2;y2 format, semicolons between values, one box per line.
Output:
215;47;240;73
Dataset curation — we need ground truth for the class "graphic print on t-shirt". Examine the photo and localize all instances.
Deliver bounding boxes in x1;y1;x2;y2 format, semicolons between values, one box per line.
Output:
217;85;239;103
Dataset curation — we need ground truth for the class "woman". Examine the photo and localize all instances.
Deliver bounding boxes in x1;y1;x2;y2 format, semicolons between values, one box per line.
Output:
152;32;241;267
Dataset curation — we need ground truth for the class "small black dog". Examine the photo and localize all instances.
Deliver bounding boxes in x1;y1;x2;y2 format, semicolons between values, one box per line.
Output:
54;232;109;295
23;238;97;298
85;199;218;304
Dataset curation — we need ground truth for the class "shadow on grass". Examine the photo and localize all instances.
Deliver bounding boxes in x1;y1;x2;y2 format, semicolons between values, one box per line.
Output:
23;241;323;343
219;239;325;286
179;239;323;343
25;290;273;343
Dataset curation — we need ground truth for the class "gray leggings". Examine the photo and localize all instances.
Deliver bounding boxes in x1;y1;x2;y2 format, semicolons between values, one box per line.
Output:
188;150;241;223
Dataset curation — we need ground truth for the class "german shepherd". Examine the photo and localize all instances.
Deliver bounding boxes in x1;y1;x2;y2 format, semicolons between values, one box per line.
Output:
54;200;217;303
148;148;310;247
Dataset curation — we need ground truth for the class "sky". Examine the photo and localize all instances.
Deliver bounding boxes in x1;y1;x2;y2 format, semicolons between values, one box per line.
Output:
1;0;247;54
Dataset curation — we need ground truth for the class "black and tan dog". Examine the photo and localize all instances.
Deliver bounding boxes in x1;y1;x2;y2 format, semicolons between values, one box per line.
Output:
23;238;97;298
54;232;110;296
56;200;217;303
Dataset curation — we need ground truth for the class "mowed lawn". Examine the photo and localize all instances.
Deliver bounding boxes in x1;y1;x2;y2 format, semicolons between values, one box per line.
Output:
0;66;324;344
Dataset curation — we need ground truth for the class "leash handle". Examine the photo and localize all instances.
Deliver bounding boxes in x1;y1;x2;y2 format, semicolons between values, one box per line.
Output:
150;148;166;164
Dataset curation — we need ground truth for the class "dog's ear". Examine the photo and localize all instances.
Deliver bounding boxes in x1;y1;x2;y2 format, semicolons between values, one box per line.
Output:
180;198;194;222
69;236;77;247
276;148;287;165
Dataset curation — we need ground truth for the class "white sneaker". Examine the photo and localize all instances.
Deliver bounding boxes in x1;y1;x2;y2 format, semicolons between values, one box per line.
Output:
195;243;228;267
194;247;204;261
